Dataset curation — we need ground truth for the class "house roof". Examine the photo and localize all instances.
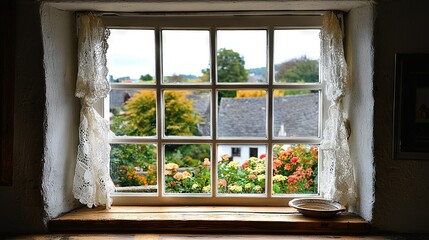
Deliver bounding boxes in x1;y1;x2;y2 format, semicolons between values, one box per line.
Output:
218;93;319;137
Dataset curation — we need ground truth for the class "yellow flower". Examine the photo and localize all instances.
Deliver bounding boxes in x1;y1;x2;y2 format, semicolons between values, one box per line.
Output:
257;174;265;182
273;175;287;182
245;183;252;189
253;185;262;192
191;183;199;189
202;185;211;192
228;184;243;193
228;161;239;169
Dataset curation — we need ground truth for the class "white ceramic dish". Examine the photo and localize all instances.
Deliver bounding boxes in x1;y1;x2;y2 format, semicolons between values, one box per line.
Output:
288;198;346;218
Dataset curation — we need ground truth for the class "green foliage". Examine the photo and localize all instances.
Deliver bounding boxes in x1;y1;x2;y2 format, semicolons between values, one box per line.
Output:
276;56;319;83
164;91;201;136
111;91;206;188
139;74;154;82
110;144;157;188
111;90;157;136
201;48;249;83
217;48;249;83
165;144;210;168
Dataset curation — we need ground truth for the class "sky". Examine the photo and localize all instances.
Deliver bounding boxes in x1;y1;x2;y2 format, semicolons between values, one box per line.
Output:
106;29;320;80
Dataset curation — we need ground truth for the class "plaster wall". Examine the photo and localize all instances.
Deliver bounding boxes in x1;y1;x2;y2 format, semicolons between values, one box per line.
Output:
40;5;80;219
372;0;429;232
344;5;375;221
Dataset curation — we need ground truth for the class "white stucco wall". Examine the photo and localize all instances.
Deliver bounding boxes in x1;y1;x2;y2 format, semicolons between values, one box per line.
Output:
40;5;80;219
344;4;375;221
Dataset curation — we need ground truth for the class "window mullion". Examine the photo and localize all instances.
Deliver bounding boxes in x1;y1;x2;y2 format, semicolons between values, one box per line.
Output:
210;27;217;198
155;27;163;198
266;27;275;199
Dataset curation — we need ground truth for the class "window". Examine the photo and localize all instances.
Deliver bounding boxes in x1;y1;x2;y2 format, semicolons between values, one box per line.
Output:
231;147;241;157
103;14;323;205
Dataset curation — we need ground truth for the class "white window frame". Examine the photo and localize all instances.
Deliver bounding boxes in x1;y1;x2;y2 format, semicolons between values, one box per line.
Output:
102;13;325;206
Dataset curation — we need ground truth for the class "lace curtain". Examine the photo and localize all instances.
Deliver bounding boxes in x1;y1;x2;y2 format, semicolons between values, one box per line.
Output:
320;11;358;211
73;13;115;208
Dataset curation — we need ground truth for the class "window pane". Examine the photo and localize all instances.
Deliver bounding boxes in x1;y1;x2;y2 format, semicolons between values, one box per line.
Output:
162;30;210;84
110;144;157;193
164;144;211;194
217;144;266;195
272;144;318;195
217;90;267;138
273;90;319;138
163;90;211;137
274;29;320;83
107;29;156;83
110;90;156;137
217;30;267;83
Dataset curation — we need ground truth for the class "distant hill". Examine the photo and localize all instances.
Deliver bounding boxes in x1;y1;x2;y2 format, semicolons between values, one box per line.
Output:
248;65;281;76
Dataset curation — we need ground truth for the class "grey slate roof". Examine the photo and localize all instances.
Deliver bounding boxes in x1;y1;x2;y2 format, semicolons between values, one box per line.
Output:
218;93;319;137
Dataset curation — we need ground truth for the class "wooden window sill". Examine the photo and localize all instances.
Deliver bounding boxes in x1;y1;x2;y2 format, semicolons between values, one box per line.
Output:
49;206;369;234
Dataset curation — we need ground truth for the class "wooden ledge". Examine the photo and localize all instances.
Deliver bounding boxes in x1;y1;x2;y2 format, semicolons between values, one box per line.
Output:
49;206;369;234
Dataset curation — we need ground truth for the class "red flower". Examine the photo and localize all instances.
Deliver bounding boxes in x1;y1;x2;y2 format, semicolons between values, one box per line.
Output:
259;153;266;159
242;161;249;169
290;157;300;165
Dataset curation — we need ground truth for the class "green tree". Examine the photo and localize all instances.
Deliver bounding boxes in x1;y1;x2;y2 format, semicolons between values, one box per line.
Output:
111;90;207;188
201;48;249;101
112;90;201;137
276;56;319;83
139;74;153;82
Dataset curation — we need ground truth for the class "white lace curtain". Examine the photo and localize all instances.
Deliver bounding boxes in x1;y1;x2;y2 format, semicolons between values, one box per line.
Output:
320;11;358;212
73;13;115;208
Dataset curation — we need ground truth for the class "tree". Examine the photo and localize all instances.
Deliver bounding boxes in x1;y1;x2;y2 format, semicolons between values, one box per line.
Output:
201;48;249;83
202;48;249;101
217;48;248;83
112;90;201;137
139;74;153;82
110;90;207;187
276;56;319;83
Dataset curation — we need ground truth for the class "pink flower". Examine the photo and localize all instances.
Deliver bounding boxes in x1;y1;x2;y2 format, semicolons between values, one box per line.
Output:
242;161;249;169
220;154;231;162
203;158;211;167
218;179;227;187
248;174;257;180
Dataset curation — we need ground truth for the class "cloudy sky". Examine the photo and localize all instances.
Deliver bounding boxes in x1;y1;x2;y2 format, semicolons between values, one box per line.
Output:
106;29;320;80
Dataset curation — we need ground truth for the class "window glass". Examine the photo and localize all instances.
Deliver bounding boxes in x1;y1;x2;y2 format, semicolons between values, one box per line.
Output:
272;144;318;195
217;144;267;195
217;90;267;138
162;30;211;84
110;90;157;137
274;29;320;83
107;29;156;83
111;144;157;193
273;90;320;138
217;30;267;83
164;144;211;194
163;90;211;137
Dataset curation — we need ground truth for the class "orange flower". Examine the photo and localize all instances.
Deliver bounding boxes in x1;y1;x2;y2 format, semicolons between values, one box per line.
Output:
284;163;292;171
248;174;257;180
203;158;211;167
